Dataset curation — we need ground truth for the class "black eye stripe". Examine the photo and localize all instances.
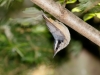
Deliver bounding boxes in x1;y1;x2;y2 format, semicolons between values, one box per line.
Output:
55;40;63;50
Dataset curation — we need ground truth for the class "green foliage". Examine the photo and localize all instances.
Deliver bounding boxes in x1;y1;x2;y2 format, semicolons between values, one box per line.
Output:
0;1;54;74
72;7;81;12
83;12;100;21
0;22;53;63
0;0;23;9
58;0;100;21
0;20;54;74
57;0;77;4
83;13;95;21
71;0;100;21
0;0;13;8
0;0;99;75
66;0;77;4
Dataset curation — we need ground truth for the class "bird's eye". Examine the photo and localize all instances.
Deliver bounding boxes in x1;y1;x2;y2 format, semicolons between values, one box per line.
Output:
55;40;63;50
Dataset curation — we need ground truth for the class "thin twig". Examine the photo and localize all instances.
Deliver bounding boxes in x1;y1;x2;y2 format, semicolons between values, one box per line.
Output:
30;0;100;46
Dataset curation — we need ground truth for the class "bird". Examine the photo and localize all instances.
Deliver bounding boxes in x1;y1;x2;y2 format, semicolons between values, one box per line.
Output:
42;13;70;57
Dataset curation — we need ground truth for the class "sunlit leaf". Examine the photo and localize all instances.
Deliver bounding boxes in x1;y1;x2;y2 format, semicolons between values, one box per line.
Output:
67;0;77;4
98;3;100;5
95;13;100;18
58;0;77;4
83;13;95;21
32;25;46;33
72;7;81;12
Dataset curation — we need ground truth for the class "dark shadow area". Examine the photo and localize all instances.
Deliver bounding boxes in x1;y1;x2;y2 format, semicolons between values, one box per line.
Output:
68;22;100;59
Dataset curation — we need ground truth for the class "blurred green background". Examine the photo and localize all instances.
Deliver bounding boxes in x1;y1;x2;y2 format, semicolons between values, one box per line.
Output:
0;0;100;75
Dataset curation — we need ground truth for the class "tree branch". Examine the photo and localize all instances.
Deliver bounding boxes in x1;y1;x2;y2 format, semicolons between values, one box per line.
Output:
30;0;100;46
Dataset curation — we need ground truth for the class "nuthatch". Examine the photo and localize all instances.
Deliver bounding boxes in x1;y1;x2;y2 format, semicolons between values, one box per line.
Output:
42;14;70;57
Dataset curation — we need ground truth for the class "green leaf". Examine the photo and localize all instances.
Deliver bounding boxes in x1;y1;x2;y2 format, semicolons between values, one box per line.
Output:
98;3;100;5
0;34;6;42
72;7;81;12
89;6;100;13
67;0;77;4
95;13;100;18
58;0;77;4
83;13;95;21
23;7;40;14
